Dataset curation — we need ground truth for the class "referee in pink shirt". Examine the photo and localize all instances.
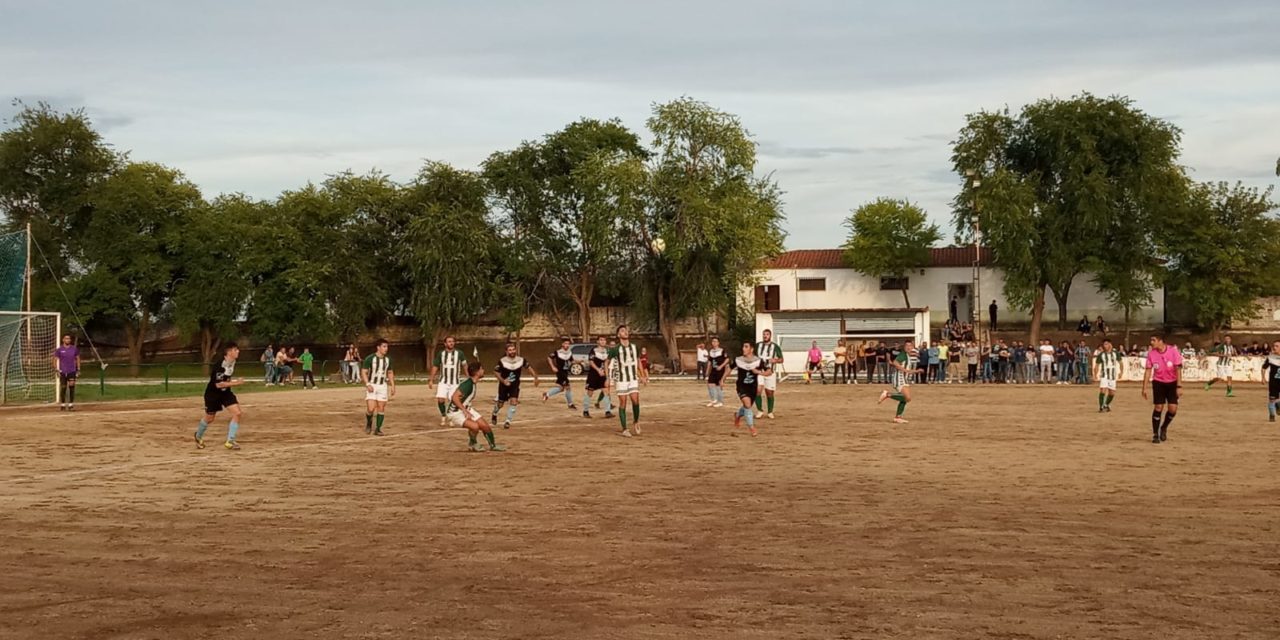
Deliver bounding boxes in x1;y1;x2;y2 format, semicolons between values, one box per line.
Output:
1141;334;1183;444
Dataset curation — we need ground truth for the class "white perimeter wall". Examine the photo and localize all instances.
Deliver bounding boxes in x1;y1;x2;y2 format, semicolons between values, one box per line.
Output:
749;267;1164;327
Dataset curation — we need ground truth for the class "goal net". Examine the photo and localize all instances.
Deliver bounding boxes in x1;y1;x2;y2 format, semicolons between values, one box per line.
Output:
0;311;60;405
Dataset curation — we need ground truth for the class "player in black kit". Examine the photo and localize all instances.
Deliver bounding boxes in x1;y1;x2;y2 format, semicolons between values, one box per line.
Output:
542;337;577;410
195;344;246;450
583;335;613;419
704;336;728;407
1261;341;1280;423
491;342;539;429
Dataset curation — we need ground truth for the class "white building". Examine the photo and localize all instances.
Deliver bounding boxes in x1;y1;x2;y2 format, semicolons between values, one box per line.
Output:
748;248;1164;370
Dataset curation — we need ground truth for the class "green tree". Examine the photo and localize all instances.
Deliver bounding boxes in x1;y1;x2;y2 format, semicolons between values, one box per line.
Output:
244;186;336;343
841;198;941;307
638;97;786;363
319;171;409;338
0;101;118;288
484;118;647;339
172;195;258;364
1159;181;1280;336
76;162;200;365
403;161;501;356
951;93;1183;343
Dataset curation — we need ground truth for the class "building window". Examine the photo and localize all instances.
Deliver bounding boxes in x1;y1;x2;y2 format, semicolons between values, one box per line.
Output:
797;278;826;292
880;276;909;291
755;285;781;312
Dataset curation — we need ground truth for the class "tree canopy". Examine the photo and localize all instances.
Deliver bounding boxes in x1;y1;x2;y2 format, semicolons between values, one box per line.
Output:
842;198;941;307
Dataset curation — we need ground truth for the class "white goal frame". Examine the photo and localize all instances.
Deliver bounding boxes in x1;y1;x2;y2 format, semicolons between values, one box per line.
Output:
0;310;61;405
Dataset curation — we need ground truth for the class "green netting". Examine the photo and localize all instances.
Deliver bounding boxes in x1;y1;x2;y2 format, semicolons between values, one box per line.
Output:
0;230;25;311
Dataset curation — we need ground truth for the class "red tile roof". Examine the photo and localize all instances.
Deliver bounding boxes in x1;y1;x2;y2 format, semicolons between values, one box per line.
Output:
764;247;993;270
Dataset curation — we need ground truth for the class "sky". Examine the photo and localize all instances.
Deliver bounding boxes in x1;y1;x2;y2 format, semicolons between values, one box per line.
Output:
2;0;1277;249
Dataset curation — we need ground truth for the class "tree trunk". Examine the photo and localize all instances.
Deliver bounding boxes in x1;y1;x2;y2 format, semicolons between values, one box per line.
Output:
200;325;219;375
1028;287;1046;349
656;286;680;373
124;308;150;376
1050;280;1072;330
575;273;594;341
424;328;445;373
901;288;911;308
1123;306;1132;350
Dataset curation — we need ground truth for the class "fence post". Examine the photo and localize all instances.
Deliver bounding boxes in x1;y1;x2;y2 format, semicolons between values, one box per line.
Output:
99;365;106;395
164;364;170;392
320;360;328;385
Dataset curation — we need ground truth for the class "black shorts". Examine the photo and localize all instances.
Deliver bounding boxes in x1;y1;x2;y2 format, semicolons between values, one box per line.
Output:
555;371;570;387
586;373;606;392
708;369;725;385
1151;381;1179;405
59;372;78;382
1269;381;1280;399
736;383;757;402
807;361;822;372
204;391;238;414
497;382;521;403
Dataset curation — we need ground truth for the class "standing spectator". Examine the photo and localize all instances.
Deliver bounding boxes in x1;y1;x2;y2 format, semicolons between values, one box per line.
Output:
639;347;651;375
833;340;849;384
1022;341;1038;383
1056;341;1075;384
343;345;357;383
1078;315;1092;336
988;300;999;331
1075;340;1093;385
1095;316;1108;337
300;347;316;389
949;296;959;322
873;342;888;384
274;348;292;385
948;340;962;383
262;344;275;386
936;341;949;383
350;345;362;384
695;342;708;381
965;341;980;383
1010;341;1025;383
286;347;301;384
806;341;825;384
983;341;999;383
1039;339;1055;383
925;342;940;384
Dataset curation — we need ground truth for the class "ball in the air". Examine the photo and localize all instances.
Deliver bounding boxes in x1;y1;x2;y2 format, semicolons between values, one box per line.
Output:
651;237;666;253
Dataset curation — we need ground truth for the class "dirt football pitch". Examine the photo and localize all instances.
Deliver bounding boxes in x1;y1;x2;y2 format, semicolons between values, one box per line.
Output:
1;380;1277;639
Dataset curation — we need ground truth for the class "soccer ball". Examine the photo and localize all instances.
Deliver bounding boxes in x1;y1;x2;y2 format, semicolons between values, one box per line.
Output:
651;237;666;254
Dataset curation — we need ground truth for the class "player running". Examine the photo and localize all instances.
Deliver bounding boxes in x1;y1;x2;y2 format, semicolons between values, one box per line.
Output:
754;329;783;419
1093;339;1125;412
430;336;467;426
54;334;81;411
195;344;246;450
607;325;648;437
491;342;539;429
877;339;923;424
583;335;613;419
732;341;766;436
1205;335;1237;397
542;337;578;410
1261;341;1280;422
361;338;396;436
1141;334;1182;444
451;362;506;452
705;336;728;407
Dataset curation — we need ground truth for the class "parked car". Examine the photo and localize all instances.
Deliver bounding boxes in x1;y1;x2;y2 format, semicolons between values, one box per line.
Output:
568;343;595;375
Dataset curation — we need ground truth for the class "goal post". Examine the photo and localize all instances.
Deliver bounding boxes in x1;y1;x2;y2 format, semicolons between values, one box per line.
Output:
0;311;60;405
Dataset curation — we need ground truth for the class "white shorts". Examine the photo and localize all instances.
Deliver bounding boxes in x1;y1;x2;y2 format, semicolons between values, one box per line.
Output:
435;382;458;401
447;407;482;428
616;379;640;395
759;373;777;391
365;383;389;402
1216;365;1232;379
1099;378;1117;391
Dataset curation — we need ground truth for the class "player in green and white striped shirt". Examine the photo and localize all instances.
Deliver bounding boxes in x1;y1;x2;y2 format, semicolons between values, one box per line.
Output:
1093;339;1125;412
361;338;396;436
431;336;468;426
1204;334;1237;397
754;329;783;419
606;324;648;437
450;362;506;452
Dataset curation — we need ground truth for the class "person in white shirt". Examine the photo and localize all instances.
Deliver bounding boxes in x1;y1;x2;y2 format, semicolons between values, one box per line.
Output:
695;343;709;381
1038;339;1055;384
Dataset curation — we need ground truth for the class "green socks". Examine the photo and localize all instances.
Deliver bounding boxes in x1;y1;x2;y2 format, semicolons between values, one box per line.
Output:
619;409;628;430
468;433;478;445
375;413;385;430
1098;392;1106;408
631;403;640;422
767;396;775;413
890;393;906;403
365;412;373;429
1106;393;1114;406
484;431;497;447
437;402;447;416
755;396;763;411
896;401;907;416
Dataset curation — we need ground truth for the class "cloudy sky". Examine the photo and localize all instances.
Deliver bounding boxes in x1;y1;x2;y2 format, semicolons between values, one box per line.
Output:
2;0;1277;248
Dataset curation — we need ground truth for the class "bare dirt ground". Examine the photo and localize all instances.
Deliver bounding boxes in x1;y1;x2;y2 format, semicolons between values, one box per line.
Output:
1;380;1277;639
